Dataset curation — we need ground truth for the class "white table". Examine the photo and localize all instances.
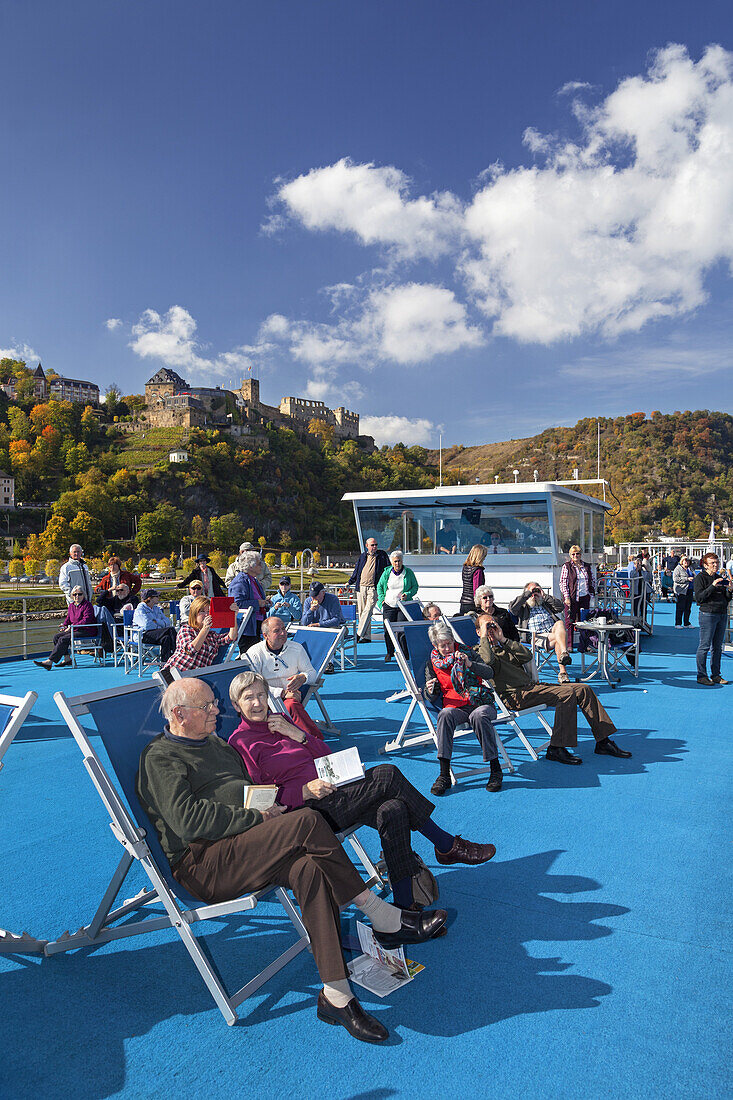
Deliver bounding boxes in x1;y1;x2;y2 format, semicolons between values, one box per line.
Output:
573;619;641;687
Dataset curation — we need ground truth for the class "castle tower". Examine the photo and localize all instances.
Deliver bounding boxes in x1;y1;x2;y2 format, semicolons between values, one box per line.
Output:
239;377;260;406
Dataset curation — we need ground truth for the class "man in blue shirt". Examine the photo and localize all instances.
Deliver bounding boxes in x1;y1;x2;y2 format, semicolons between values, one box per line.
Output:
269;575;302;625
132;589;177;662
301;581;345;628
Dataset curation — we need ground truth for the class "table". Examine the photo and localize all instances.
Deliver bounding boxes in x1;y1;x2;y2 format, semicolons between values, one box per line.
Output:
573;619;641;686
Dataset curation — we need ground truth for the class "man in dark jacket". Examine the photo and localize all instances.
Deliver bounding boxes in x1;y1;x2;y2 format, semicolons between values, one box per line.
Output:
476;613;632;766
508;582;572;683
349;538;390;643
693;551;732;685
179;554;226;598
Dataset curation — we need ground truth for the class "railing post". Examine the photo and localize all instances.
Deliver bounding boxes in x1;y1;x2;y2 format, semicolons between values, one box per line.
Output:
22;598;27;659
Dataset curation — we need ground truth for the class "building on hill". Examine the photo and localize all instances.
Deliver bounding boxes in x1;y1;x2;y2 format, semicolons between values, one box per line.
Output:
1;363;99;405
143;370;362;441
0;471;14;508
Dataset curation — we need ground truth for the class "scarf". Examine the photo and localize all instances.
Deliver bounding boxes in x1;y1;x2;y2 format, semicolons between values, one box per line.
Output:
430;644;487;704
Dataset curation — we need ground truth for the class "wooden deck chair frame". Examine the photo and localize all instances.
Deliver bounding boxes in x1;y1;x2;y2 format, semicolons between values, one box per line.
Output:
285;625;347;736
378;619;495;786
47;680;312;1026
160;657;386;892
0;690;46;955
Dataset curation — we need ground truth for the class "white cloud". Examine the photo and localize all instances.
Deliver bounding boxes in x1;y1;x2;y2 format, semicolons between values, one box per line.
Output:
0;343;39;363
270;158;463;261
104;317;122;331
359;414;437;447
125;305;251;381
266;45;733;351
462;44;733;343
257;283;482;372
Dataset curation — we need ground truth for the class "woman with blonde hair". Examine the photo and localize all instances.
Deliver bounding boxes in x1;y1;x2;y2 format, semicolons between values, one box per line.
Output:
163;595;238;672
459;544;487;615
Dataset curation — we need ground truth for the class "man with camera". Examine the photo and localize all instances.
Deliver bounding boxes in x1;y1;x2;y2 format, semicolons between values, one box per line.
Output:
475;613;632;766
693;552;732;685
508;582;572;683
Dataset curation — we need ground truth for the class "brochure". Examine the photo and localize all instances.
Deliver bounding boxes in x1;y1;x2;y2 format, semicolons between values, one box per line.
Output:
315;746;365;787
244;784;278;811
347;921;424;998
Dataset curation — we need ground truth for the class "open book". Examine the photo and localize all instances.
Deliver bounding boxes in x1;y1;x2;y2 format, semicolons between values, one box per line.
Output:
315;747;365;787
244;784;278;811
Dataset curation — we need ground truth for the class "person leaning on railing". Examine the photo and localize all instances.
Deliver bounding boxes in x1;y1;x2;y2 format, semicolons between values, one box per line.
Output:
136;676;449;1043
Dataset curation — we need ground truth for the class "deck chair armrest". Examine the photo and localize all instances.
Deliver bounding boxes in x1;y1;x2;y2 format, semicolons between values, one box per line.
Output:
109;821;150;861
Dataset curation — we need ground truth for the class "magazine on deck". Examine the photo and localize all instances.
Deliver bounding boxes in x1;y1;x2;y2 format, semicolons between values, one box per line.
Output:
315;746;365;787
244;784;278;811
347;921;424;998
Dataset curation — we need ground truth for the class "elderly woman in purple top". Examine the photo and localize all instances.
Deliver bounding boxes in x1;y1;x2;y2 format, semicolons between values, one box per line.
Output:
226;670;497;912
34;586;97;670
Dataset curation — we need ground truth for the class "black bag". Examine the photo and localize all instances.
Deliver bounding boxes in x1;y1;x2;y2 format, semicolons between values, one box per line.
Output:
412;854;440;907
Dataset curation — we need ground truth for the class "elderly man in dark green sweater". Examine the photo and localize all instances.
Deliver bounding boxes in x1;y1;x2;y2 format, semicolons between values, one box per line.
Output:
475;613;632;765
136;676;446;1043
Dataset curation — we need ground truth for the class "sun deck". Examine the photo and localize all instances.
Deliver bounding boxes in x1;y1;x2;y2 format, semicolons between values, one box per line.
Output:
1;601;731;1099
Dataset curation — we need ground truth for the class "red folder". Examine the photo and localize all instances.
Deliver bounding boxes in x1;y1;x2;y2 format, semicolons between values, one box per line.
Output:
209;597;235;628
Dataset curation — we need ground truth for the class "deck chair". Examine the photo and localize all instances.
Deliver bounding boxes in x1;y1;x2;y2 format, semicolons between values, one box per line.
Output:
397;599;424;622
517;627;561;682
48;679;312;1027
70;615;107;667
446;616;551;766
122;609;165;677
167;660;386;892
220;607;254;664
379;619;496;786
0;690;46;954
337;603;358;670
286;625;346;737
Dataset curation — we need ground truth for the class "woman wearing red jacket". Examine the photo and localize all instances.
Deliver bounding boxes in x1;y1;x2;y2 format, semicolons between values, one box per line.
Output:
95;556;141;614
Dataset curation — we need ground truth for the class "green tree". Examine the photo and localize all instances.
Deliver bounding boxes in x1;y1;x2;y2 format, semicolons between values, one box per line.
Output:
45;558;61;580
190;515;207;541
137;558;150;575
157;557;172;575
8;407;32;441
281;551;292;568
280;530;292;548
9;559;24;583
209;550;226;571
137;504;184;553
264;553;276;568
104;384;122;415
208;512;241;550
258;536;266;550
70;511;104;555
182;557;196;574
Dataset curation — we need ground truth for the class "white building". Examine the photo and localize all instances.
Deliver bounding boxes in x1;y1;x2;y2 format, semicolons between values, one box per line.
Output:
0;471;15;508
169;451;189;464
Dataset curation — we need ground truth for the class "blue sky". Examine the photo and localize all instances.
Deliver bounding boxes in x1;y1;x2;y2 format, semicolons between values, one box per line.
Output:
2;1;732;446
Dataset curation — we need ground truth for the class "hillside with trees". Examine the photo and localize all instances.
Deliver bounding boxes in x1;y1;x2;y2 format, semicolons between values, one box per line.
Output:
2;359;732;562
432;410;733;543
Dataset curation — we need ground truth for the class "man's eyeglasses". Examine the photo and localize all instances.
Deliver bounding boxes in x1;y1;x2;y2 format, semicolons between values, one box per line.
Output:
180;701;219;714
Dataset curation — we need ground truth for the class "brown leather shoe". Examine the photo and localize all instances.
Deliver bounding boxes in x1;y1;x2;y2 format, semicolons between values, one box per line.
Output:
435;835;496;865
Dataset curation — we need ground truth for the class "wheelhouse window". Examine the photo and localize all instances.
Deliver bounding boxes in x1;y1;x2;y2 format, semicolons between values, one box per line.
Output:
355;500;553;556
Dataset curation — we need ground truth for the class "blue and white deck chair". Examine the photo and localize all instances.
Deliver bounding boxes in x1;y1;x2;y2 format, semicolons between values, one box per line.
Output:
338;603;358;670
397;599;424;622
48;679;311;1026
122;608;164;678
0;690;46;955
218;606;254;664
70;613;107;668
380;619;495;786
167;659;386;892
446;617;549;768
286;625;346;737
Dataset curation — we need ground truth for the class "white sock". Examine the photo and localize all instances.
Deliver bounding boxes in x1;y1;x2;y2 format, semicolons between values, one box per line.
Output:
356;890;402;933
322;979;353;1008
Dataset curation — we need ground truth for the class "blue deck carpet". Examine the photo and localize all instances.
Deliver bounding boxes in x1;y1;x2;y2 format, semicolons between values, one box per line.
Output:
1;602;731;1099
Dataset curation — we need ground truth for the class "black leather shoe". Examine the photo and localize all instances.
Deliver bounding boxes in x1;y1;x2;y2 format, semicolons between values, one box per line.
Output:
357;637;371;643
486;770;503;792
373;907;447;949
546;745;582;765
408;902;447;936
594;738;632;758
316;991;388;1043
431;775;451;796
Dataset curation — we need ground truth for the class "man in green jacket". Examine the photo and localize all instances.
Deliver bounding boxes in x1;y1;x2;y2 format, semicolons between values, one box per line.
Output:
136;676;446;1042
475;614;632;765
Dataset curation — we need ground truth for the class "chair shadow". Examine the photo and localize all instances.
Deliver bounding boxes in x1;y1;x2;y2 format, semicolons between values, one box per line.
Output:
1;849;623;1093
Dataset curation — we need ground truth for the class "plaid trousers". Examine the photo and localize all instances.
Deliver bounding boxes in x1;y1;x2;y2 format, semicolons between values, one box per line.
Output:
305;763;435;885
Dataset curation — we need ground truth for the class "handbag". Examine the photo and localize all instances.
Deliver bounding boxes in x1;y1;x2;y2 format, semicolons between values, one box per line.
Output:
411;853;440;908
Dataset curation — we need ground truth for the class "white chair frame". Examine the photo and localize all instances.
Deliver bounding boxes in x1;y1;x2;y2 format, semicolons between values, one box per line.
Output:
0;690;47;955
48;679;313;1027
285;625;347;737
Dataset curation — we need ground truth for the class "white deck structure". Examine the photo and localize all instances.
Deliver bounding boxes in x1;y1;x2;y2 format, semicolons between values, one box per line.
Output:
343;481;610;613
